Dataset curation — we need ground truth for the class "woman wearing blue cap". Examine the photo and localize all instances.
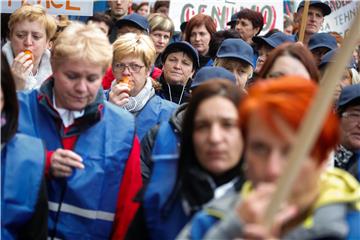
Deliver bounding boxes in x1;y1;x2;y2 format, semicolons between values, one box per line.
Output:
156;41;199;105
126;73;245;240
319;49;360;100
214;38;255;89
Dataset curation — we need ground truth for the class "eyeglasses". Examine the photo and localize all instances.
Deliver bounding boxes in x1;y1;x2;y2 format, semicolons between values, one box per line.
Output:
342;111;360;121
113;63;145;73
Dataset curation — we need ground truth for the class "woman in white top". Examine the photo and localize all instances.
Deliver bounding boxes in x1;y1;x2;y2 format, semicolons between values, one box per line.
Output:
2;4;57;90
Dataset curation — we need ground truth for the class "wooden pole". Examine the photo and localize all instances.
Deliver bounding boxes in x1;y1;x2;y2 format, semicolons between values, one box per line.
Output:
263;8;360;229
298;1;310;43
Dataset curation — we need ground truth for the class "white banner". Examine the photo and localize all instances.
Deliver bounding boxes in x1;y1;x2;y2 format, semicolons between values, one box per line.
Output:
169;0;284;34
320;1;360;36
1;0;94;16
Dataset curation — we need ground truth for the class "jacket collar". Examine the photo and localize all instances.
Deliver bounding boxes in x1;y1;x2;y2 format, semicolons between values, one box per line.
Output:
37;77;104;136
158;74;192;104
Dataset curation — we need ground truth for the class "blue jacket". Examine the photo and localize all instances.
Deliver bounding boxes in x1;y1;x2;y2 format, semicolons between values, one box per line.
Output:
136;94;177;140
17;88;136;239
143;121;190;240
1;134;45;240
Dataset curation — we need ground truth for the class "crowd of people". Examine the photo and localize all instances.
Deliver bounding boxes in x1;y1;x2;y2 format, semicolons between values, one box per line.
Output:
1;0;360;239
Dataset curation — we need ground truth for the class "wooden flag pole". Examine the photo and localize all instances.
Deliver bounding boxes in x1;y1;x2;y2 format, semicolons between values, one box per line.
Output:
298;1;310;43
263;8;360;229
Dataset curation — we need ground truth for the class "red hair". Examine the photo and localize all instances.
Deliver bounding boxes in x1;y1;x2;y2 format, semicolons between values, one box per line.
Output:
184;14;216;43
239;76;339;164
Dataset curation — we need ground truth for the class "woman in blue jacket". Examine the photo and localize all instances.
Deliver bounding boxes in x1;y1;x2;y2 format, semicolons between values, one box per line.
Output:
16;23;142;239
1;53;47;239
126;78;246;239
108;32;177;140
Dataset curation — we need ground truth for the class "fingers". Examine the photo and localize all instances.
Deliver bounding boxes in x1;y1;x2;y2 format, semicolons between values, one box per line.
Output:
109;84;130;106
237;183;276;223
59;149;83;164
11;52;33;82
111;83;130;95
51;149;84;178
14;51;33;67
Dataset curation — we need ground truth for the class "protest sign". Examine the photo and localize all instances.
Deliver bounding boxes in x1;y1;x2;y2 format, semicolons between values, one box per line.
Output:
1;0;94;16
169;0;284;34
320;0;359;36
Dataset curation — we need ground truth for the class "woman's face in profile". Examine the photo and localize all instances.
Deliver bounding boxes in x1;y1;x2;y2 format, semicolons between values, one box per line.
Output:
267;55;311;80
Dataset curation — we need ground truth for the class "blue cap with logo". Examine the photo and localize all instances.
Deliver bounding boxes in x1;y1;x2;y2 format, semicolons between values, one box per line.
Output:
253;31;296;49
336;84;360;111
216;38;255;69
191;66;236;89
162;41;200;69
116;13;149;32
319;49;356;69
308;33;337;51
297;1;332;16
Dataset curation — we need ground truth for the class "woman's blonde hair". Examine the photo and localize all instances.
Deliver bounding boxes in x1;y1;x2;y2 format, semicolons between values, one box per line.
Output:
51;22;112;72
148;13;174;37
8;4;57;40
112;33;156;70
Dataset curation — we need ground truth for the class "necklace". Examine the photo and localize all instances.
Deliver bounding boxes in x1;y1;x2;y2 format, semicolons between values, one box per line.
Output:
167;83;185;105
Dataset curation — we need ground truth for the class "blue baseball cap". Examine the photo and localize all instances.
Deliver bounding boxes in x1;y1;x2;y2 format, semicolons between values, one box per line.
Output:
116;13;149;32
308;33;337;51
336;84;360;111
226;12;238;26
253;31;296;49
297;1;332;16
319;49;356;69
216;38;255;69
191;66;236;89
162;41;200;69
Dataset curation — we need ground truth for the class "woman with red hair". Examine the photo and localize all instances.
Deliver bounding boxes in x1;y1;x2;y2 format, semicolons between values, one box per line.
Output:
185;14;216;68
177;76;360;240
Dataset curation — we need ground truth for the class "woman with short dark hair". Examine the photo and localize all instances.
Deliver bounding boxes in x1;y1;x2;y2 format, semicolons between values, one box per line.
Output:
234;8;264;44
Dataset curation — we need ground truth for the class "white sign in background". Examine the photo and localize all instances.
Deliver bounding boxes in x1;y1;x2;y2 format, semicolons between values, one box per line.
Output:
1;0;94;16
169;0;284;34
320;1;360;36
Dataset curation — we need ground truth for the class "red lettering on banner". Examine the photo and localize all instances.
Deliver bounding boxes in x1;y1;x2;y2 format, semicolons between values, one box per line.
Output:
50;0;63;8
66;0;80;10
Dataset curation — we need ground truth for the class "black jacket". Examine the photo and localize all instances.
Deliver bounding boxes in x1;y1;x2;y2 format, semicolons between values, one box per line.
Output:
156;75;192;105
